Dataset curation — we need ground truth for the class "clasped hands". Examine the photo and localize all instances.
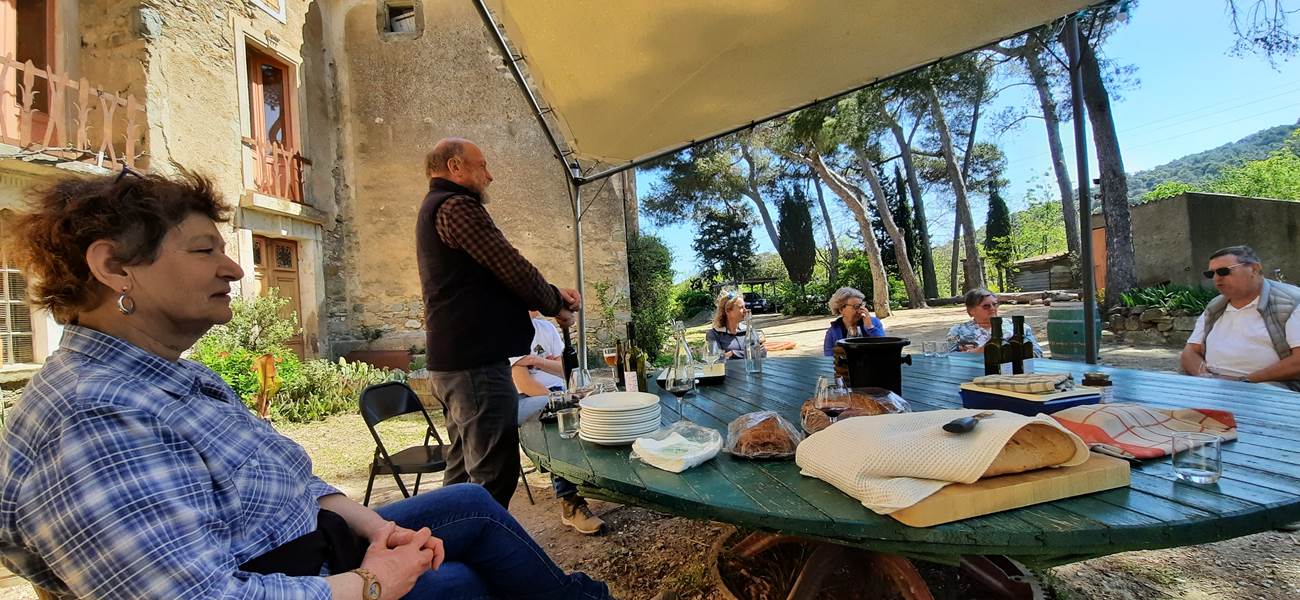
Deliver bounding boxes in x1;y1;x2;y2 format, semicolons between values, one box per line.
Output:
360;521;444;599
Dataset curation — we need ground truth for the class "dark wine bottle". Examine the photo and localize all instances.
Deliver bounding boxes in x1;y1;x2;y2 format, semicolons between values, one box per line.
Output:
1008;316;1026;375
984;316;1004;376
560;326;579;386
615;338;626;389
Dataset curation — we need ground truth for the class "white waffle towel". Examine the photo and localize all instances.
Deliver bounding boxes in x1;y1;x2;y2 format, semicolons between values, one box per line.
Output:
795;409;1088;514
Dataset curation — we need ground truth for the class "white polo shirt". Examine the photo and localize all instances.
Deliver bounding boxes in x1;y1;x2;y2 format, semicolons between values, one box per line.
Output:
509;317;566;390
1188;295;1300;377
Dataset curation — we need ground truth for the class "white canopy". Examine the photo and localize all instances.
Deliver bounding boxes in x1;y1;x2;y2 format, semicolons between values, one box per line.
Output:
484;0;1098;170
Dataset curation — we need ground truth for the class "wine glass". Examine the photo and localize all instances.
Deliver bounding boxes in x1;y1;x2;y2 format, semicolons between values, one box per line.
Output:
568;368;594;401
667;364;695;422
601;347;618;379
814;375;847;423
700;339;722;365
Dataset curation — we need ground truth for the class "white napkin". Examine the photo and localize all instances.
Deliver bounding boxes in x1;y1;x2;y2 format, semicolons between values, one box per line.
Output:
795;409;1088;514
632;432;721;473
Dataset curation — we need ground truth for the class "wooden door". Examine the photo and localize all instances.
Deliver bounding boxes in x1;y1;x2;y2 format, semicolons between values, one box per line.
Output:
1091;226;1108;292
253;235;305;358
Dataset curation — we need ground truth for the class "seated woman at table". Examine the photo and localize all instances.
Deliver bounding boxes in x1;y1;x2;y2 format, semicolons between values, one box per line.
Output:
0;172;611;600
706;290;767;360
946;288;1044;357
822;287;886;356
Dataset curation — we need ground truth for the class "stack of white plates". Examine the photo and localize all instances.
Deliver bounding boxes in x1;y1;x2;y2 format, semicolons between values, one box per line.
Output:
578;391;662;445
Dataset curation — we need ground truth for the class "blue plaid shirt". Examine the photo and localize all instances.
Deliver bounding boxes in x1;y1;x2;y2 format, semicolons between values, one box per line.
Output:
0;326;340;598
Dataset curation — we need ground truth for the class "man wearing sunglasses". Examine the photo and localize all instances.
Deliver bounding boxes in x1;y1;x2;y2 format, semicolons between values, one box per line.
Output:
1181;246;1300;392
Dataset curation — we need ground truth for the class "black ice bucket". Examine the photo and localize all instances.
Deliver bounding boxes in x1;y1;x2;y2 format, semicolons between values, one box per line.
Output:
832;336;912;395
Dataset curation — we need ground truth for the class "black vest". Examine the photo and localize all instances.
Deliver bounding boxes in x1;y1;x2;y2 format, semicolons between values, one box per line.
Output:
416;178;533;370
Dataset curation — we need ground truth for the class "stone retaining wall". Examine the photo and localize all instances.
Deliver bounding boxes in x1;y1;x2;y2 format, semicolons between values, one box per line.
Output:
1106;305;1199;347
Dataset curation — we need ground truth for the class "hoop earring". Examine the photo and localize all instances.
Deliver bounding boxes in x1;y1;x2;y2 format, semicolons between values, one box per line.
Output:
117;288;136;315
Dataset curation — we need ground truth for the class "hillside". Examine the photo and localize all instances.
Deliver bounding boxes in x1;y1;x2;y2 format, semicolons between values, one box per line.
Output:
1127;121;1299;201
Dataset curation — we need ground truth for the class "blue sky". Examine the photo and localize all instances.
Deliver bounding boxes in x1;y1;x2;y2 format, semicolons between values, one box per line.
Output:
637;1;1300;282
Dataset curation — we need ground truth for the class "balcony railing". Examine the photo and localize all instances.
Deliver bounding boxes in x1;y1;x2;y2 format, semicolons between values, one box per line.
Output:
1;55;147;169
242;137;310;204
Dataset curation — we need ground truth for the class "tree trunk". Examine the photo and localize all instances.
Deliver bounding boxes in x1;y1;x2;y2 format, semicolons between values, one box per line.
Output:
1070;28;1137;300
858;151;927;308
885;114;939;299
1024;35;1082;257
813;179;839;285
949;217;961;295
737;140;783;260
808;151;892;317
925;83;985;290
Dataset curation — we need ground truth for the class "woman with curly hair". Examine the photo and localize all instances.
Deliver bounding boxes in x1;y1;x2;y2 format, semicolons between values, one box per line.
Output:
0;172;609;600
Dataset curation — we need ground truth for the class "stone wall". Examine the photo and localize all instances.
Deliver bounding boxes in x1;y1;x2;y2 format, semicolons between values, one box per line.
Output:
320;0;632;355
1106;305;1199;347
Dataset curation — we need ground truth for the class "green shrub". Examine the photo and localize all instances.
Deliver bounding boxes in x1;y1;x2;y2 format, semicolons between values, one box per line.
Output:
773;281;826;316
200;291;300;355
628;235;675;359
675;289;713;320
272;358;400;423
1119;284;1217;314
191;291;400;423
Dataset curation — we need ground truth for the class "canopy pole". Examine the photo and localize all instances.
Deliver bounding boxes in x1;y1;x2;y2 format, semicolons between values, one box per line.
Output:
571;167;588;371
1064;15;1098;365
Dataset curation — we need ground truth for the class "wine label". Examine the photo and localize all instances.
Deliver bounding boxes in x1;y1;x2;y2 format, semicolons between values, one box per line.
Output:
624;372;639;392
999;363;1014;376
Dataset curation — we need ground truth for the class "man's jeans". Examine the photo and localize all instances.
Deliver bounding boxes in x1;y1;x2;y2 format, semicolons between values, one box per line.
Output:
375;483;610;598
518;393;579;500
428;362;519;508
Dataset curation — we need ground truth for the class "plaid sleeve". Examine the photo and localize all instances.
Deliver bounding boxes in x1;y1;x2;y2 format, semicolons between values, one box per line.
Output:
307;477;343;501
22;404;331;600
435;196;564;315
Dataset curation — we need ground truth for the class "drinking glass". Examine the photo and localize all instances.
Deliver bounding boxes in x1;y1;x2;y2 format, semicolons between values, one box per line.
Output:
557;407;581;439
1172;432;1222;484
700;340;722;365
921;341;937;357
601;347;618;379
546;389;567;413
935;342;950;359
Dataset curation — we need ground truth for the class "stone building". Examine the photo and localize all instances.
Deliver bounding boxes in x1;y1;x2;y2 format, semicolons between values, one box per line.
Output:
0;0;633;369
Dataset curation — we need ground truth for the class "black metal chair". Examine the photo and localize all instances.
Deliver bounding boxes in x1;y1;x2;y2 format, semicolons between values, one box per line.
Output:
360;381;447;506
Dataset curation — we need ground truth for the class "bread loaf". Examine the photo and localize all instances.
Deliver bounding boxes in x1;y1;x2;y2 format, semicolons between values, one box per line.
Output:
800;387;908;433
733;415;798;457
981;423;1078;477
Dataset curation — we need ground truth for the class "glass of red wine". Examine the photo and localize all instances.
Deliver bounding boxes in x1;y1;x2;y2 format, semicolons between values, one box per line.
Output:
667;365;695;422
814;375;847;423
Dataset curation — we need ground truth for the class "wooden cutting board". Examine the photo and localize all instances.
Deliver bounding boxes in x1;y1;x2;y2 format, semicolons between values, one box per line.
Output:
889;453;1131;527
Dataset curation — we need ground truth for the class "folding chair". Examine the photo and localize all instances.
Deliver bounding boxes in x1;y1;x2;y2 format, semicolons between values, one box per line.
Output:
360;381;447;506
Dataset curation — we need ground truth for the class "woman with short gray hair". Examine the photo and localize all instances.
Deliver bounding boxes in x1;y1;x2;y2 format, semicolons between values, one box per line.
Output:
822;287;886;356
945;288;1043;356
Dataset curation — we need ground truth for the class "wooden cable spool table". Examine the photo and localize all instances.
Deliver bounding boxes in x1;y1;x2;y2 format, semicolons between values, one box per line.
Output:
520;355;1300;598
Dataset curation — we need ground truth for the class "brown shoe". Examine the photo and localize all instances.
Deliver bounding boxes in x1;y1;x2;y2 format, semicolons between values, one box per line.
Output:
560;496;604;535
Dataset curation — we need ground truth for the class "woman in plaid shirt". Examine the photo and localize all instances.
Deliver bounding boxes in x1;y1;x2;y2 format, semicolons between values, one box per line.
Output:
0;173;609;599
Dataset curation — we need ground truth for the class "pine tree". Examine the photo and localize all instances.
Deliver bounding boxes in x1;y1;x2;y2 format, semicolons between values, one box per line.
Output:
891;165;921;275
692;206;756;283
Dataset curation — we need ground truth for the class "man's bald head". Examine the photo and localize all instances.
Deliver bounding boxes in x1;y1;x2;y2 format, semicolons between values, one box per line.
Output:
425;137;493;195
426;137;472;177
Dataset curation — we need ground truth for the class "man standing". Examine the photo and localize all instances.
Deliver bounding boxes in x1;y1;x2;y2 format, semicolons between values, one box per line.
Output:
417;138;581;507
1181;245;1300;391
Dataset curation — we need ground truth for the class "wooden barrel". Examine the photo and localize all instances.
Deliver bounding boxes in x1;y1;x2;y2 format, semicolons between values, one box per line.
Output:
1045;304;1102;361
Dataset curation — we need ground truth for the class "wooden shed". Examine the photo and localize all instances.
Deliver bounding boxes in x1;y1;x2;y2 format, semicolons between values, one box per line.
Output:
1012;252;1077;292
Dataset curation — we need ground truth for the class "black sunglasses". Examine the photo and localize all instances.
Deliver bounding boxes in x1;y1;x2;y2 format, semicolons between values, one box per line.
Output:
1203;263;1248;279
115;164;143;183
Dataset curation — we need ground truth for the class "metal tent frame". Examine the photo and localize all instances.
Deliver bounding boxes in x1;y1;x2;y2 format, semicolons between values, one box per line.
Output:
473;1;1103;366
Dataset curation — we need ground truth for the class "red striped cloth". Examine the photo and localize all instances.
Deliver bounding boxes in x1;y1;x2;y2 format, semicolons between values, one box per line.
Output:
1050;403;1237;460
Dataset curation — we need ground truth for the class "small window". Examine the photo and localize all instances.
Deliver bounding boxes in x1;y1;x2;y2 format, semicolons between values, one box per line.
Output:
379;1;423;38
0;212;34;364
